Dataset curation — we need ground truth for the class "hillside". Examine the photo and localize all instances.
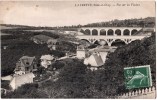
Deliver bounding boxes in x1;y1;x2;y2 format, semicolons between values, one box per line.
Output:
1;17;156;98
1;17;155;30
0;24;57;30
3;33;156;98
102;33;156;94
83;17;155;27
1;26;78;76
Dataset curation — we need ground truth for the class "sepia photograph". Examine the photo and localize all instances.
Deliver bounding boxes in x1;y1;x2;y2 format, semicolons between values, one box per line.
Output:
0;0;156;99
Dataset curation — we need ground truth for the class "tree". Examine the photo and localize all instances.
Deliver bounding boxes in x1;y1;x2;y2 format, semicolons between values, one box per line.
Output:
38;58;89;98
2;83;48;98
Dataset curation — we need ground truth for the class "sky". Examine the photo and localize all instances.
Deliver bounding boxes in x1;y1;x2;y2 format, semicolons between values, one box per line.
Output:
0;1;155;27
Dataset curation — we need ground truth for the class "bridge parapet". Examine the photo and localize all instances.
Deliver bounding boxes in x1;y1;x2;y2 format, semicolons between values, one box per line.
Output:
76;35;149;40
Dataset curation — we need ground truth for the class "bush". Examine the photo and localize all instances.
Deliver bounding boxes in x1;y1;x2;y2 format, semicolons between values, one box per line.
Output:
39;58;89;98
2;83;48;98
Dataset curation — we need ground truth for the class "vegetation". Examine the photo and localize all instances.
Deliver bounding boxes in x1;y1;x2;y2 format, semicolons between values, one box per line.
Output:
83;17;155;27
1;17;155;98
2;83;48;98
1;39;65;76
1;17;155;31
56;41;77;53
1;30;59;39
37;58;92;98
0;24;57;30
101;33;156;94
45;34;155;98
2;33;156;98
1;27;77;77
1;80;11;90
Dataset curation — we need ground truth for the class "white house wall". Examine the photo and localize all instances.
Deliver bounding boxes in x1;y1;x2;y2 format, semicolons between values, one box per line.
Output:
77;50;86;59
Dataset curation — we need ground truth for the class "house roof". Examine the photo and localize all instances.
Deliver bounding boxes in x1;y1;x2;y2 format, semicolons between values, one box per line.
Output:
13;72;35;78
92;53;104;66
40;55;54;61
84;52;104;67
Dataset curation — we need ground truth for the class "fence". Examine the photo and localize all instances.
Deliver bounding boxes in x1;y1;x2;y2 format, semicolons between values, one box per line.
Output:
117;86;156;99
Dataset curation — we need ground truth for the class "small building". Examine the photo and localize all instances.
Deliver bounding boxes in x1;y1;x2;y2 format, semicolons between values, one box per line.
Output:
1;75;13;81
14;56;37;75
88;46;110;63
40;55;54;68
9;73;35;90
76;45;88;59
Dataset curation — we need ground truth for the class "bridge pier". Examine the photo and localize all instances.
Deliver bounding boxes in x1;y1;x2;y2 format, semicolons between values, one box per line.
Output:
108;43;112;46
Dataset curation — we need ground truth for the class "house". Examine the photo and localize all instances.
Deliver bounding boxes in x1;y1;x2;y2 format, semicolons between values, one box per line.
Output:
40;55;54;68
88;46;110;63
84;52;104;67
1;75;13;81
83;46;112;70
76;45;88;59
47;39;59;50
14;56;37;75
9;73;35;90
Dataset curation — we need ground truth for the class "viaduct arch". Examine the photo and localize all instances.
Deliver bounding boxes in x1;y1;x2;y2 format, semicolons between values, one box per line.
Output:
78;27;152;47
81;27;141;36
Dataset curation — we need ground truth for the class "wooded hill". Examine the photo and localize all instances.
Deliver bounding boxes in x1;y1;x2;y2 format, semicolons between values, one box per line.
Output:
2;33;156;98
1;17;155;30
83;17;155;27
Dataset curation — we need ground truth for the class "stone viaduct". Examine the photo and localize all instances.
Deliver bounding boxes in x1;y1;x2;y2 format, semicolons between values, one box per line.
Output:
76;27;152;46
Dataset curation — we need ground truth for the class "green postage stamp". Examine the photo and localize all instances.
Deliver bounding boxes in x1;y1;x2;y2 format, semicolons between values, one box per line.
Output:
124;65;152;89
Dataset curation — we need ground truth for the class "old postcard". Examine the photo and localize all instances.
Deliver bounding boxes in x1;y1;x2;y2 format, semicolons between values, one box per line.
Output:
0;0;156;99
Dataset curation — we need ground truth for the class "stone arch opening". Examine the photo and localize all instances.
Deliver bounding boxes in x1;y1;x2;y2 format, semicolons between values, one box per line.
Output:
123;29;130;36
93;40;100;45
107;29;114;35
131;29;138;35
111;39;126;47
100;29;106;35
88;40;99;49
80;39;90;46
84;29;90;35
115;29;121;35
92;29;98;35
